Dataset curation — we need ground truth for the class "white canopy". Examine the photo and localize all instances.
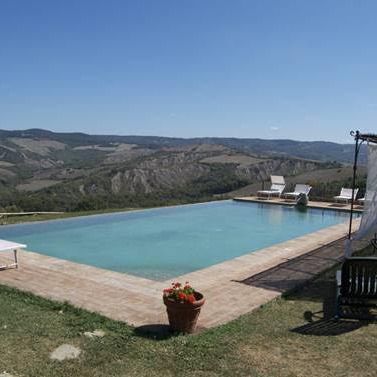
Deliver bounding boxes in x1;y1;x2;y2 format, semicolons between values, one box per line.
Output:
346;143;377;256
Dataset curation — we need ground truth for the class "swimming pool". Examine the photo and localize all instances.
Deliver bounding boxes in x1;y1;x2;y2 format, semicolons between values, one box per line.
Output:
0;201;353;281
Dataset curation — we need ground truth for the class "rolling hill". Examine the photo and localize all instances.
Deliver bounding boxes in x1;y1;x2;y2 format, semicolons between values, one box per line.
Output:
0;129;366;212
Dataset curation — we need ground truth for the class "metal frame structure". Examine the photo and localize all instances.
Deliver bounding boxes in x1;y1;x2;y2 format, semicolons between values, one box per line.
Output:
348;131;377;244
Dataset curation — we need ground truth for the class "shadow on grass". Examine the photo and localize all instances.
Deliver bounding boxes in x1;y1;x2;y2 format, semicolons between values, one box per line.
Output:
133;324;176;340
289;274;374;336
235;242;377;337
133;324;208;340
291;318;368;336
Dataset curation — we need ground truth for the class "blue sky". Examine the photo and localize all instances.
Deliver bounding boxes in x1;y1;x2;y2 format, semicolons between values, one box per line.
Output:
0;1;376;142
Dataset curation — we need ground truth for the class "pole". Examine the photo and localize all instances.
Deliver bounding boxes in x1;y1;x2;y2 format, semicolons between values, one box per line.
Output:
348;130;360;239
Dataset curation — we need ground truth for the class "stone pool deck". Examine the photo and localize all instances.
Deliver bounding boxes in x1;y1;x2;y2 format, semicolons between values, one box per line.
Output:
233;195;364;213
0;202;366;331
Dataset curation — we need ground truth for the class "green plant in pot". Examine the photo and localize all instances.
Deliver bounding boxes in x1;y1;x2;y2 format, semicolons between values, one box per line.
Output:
163;282;205;334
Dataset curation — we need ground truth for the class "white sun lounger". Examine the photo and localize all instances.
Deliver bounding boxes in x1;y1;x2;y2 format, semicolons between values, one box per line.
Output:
257;176;285;199
0;239;26;270
283;184;312;200
357;190;375;205
358;197;365;205
333;188;359;204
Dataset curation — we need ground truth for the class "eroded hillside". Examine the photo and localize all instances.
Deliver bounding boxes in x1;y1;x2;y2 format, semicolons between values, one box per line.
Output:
0;129;361;211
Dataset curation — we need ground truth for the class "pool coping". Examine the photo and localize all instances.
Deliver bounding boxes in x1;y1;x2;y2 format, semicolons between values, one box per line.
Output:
233;196;364;213
0;199;227;229
0;195;360;230
0;203;362;330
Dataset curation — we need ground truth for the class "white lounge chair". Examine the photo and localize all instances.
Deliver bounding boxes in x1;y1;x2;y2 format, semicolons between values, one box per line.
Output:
357;190;375;205
257;175;285;200
283;184;312;201
333;188;359;204
0;239;26;270
357;197;365;205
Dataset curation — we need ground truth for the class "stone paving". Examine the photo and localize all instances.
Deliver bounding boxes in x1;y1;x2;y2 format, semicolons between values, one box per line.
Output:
233;195;364;213
0;200;366;330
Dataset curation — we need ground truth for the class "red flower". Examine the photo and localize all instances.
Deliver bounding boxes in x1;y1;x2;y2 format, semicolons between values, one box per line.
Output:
178;292;187;301
164;282;200;304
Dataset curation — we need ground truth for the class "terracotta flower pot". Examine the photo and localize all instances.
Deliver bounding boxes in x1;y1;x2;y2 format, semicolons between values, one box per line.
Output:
163;292;205;333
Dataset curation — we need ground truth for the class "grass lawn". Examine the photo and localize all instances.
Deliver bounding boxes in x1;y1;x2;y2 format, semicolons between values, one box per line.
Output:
0;248;376;377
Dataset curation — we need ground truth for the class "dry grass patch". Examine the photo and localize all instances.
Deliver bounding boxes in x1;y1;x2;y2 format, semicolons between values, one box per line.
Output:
16;180;62;192
9;138;66;156
200;154;263;166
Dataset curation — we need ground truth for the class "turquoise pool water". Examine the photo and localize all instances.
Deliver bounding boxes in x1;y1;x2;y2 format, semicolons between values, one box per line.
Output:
0;201;352;281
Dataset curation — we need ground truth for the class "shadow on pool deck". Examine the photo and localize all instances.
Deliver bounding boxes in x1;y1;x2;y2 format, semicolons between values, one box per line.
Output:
232;237;353;294
290;244;377;336
232;238;377;336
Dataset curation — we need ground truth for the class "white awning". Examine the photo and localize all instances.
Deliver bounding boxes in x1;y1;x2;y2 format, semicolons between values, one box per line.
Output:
346;143;377;256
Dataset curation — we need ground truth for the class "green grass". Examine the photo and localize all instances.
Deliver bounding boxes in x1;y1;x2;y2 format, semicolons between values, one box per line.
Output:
0;248;376;376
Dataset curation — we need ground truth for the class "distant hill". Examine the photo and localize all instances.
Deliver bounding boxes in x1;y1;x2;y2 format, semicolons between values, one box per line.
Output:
0;128;365;164
0;129;366;212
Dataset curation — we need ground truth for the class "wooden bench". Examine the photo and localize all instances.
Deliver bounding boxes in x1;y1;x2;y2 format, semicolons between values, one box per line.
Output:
336;257;377;319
